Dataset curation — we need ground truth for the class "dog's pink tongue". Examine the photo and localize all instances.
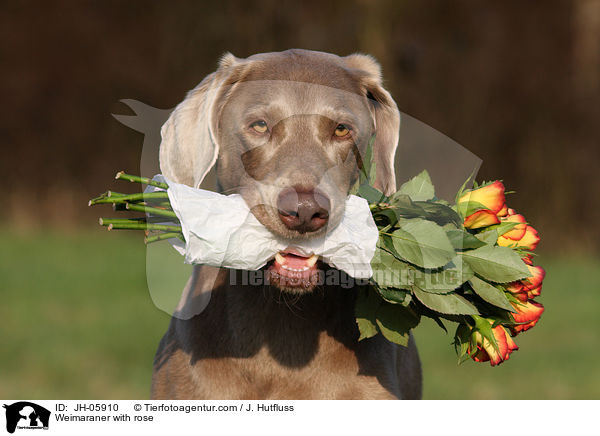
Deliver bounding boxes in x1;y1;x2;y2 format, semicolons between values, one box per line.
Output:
274;252;318;270
283;253;311;268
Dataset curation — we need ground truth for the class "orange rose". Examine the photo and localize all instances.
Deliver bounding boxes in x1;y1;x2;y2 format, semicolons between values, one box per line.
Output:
510;300;544;335
498;211;527;240
498;224;540;250
523;265;545;289
458;181;506;229
470;323;518;366
506;265;545;301
517;225;540;250
458;181;506;214
497;212;540;250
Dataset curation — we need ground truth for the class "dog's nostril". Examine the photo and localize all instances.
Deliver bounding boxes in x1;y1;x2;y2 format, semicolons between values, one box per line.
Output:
277;187;330;233
312;210;329;220
278;209;299;218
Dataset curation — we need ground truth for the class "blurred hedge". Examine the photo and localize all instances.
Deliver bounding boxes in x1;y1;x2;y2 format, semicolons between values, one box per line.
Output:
1;0;598;252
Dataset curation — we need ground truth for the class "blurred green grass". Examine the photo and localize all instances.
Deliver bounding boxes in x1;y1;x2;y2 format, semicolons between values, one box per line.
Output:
1;229;598;399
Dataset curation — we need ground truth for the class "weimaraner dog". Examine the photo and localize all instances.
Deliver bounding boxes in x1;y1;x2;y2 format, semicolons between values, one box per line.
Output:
151;49;422;399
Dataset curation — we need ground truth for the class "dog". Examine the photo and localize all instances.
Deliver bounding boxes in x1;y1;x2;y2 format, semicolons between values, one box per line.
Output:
151;49;422;399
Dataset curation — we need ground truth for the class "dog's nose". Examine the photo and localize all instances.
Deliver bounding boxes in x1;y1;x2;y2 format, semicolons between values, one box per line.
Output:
277;187;330;233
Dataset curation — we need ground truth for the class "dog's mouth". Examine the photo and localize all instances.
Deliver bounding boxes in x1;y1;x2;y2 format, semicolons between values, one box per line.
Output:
266;249;320;292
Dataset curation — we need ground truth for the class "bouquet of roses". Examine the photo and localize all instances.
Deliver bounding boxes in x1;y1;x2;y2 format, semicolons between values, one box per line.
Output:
90;161;544;367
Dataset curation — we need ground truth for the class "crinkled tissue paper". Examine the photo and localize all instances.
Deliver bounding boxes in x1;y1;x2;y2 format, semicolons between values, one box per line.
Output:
145;175;379;279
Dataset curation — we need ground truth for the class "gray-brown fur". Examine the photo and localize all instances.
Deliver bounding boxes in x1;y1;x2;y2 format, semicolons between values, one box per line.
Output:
152;49;422;399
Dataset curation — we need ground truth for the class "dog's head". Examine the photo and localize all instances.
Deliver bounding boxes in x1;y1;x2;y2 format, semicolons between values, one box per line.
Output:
160;49;399;292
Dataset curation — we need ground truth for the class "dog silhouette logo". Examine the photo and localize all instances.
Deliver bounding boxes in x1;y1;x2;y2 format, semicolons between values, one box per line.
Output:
3;402;50;433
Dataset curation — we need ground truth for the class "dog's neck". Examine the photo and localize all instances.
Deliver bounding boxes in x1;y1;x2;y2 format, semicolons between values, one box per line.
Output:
231;275;360;359
181;267;361;368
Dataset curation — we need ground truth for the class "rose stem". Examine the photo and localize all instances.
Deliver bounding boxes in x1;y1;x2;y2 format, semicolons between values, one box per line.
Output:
115;171;169;189
124;203;177;218
144;232;184;244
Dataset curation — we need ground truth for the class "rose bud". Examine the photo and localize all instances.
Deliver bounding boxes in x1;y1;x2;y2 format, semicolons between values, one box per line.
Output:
458;181;506;214
522;265;545;290
506;284;542;302
459;181;507;229
498;224;540;250
498;212;527;241
517;225;540;250
510;300;544;334
506;264;545;301
470;324;518;366
505;282;528;302
526;285;542;299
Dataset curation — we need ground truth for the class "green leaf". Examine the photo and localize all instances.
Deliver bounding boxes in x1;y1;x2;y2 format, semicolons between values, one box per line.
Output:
414;256;474;294
388;193;426;216
391;218;455;269
376;286;410;305
412;286;479;315
355;287;382;341
468;276;515;312
375;303;420;347
372;207;400;227
446;229;486;250
472;315;500;354
475;229;499;245
397;170;435;201
357;183;386;204
371;249;413;289
359;134;377;185
379;233;397;255
423;312;448;332
454;323;472;360
487;221;520;237
454;168;478;206
413;201;463;226
460;245;530;283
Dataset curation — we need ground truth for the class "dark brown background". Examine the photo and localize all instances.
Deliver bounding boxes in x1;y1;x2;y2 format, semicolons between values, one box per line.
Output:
2;0;599;252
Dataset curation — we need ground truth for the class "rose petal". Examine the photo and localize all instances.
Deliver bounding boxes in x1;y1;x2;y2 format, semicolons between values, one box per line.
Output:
491;325;509;358
497;204;508;217
506;331;519;354
458;181;506;214
470;322;518;366
511;300;544;334
506;281;524;293
505;281;529;302
526;285;542;299
497;234;515;247
516;225;540;250
515;293;529;302
464;210;501;229
500;213;527;240
522;265;545;290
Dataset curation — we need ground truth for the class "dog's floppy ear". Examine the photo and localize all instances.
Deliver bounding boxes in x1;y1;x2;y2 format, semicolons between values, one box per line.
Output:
159;53;242;187
344;53;400;196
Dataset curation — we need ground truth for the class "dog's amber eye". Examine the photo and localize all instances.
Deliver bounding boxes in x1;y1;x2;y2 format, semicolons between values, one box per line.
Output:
250;120;268;133
334;124;350;137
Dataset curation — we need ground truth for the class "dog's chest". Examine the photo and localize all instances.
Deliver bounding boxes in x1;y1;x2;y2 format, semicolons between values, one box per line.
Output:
190;332;398;400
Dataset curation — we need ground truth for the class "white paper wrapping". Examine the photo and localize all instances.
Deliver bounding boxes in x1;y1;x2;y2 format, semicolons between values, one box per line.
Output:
145;175;379;279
